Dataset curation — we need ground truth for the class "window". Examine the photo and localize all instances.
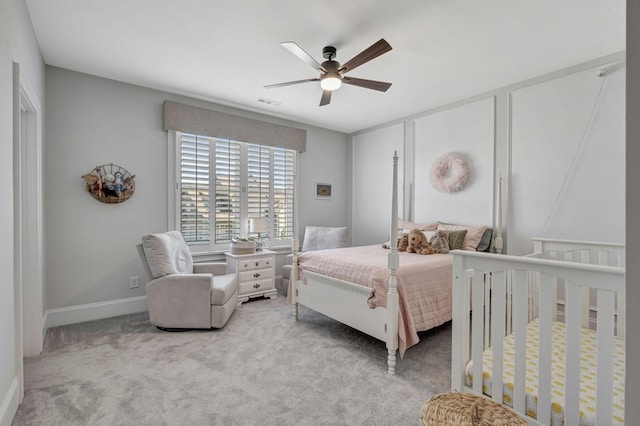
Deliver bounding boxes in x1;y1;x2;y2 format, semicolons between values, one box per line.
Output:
176;132;295;252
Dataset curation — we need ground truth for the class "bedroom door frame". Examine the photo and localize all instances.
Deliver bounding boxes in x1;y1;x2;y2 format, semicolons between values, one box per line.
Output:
13;63;44;403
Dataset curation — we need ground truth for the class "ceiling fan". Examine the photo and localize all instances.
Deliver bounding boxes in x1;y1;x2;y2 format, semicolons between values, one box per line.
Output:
265;38;392;106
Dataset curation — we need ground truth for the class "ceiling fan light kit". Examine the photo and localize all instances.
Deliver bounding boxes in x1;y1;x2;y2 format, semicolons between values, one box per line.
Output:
320;74;342;91
265;38;392;106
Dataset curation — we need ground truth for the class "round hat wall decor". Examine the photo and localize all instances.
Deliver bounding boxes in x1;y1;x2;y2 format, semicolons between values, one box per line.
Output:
81;163;135;204
430;152;470;193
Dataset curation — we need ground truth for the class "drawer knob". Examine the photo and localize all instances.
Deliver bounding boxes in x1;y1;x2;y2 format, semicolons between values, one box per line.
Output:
255;261;259;266
244;263;248;268
253;272;261;278
266;261;270;265
253;283;261;289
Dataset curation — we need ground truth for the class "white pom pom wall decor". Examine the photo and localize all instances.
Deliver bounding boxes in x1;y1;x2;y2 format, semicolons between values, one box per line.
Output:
430;152;470;193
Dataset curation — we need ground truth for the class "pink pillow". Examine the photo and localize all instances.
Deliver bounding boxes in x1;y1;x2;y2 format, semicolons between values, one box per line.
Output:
437;223;487;251
398;219;438;231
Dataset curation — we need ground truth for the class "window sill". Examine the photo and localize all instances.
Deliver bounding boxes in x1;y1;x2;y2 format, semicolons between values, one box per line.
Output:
191;245;292;262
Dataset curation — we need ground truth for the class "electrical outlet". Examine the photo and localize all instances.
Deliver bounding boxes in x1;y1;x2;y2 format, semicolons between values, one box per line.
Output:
129;275;139;289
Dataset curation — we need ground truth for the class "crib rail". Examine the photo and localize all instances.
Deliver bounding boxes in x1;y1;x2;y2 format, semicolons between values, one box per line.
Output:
530;238;625;336
451;249;625;426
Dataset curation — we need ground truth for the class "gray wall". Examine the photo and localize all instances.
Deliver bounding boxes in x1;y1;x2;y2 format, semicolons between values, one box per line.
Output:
351;56;626;254
1;0;46;422
44;67;349;312
626;0;639;421
0;0;15;418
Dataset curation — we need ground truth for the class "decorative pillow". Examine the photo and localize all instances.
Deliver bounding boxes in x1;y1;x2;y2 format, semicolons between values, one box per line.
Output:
422;230;437;241
438;223;487;251
142;231;194;278
440;230;467;250
302;226;350;251
476;228;493;252
398;219;438;232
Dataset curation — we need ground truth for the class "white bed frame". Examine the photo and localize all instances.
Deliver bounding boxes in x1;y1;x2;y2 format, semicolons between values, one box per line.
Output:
451;238;625;425
291;152;403;374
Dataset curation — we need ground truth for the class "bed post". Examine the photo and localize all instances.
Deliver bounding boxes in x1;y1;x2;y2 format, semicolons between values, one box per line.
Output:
292;157;299;320
494;175;504;254
387;151;400;374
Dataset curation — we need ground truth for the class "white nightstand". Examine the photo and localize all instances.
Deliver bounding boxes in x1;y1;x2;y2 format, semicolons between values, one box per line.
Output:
225;249;277;305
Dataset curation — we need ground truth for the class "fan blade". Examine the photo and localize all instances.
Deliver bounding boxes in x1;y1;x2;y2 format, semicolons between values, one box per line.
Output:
264;78;319;88
338;39;392;74
281;42;327;73
319;90;332;106
342;77;392;92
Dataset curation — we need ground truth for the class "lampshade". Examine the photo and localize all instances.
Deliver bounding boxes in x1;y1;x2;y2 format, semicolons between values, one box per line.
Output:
320;73;342;91
249;217;269;234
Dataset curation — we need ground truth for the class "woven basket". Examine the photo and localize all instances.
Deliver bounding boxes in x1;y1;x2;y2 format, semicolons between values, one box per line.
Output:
83;163;135;204
420;392;527;426
231;240;256;255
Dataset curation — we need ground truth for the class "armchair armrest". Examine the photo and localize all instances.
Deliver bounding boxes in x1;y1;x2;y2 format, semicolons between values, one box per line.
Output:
145;274;214;329
193;262;227;275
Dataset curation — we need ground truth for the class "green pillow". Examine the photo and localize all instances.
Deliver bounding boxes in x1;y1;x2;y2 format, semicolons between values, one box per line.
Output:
443;230;467;250
476;228;493;252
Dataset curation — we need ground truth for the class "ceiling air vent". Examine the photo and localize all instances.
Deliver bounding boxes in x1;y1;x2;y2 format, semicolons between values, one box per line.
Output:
258;98;282;107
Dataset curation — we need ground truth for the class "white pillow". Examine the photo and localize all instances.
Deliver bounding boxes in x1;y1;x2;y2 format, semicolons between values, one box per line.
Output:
142;231;194;278
302;226;350;251
422;230;437;241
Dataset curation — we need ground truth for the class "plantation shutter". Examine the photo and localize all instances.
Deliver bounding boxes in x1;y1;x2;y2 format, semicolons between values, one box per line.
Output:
177;132;295;251
273;147;295;241
179;133;211;246
247;144;270;228
214;139;242;244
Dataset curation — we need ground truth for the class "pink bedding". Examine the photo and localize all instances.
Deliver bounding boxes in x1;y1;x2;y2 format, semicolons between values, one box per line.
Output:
296;244;452;356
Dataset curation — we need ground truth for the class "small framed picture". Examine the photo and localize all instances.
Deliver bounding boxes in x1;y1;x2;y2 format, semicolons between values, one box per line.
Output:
315;182;332;200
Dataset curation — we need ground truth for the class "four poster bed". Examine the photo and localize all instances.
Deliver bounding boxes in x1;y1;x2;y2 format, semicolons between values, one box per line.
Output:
290;152;494;374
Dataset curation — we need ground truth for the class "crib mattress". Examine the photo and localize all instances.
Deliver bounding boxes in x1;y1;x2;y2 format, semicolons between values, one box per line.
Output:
465;318;625;425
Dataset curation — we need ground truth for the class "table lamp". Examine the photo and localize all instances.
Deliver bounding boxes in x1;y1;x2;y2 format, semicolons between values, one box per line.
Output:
249;218;269;250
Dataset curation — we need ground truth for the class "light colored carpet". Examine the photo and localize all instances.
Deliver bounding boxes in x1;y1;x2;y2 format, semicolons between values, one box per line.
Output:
12;295;451;425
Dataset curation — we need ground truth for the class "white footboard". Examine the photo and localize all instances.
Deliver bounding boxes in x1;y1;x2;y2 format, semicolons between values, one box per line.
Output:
452;241;625;425
296;271;387;341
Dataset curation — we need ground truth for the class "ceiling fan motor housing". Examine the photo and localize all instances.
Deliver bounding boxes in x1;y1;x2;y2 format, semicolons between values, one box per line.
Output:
322;45;337;60
321;60;340;74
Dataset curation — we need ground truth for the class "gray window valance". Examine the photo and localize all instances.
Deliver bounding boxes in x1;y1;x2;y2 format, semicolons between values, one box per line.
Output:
163;100;306;152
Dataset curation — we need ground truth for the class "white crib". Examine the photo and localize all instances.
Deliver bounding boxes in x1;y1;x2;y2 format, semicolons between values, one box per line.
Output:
451;238;625;425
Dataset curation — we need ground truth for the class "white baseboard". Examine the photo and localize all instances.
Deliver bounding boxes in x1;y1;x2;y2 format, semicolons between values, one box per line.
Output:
0;378;19;426
44;296;148;329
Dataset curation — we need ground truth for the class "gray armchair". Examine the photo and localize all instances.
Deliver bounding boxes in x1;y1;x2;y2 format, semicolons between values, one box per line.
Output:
137;231;238;330
281;226;350;294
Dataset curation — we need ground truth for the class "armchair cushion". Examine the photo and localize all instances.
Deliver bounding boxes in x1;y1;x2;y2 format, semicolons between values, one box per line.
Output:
142;231;193;278
193;262;227;276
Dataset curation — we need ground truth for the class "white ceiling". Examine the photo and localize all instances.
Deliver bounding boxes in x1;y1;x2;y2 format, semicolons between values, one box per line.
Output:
25;0;625;134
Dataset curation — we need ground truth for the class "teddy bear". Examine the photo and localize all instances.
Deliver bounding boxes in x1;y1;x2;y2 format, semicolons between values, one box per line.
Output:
81;171;102;196
397;233;409;252
429;230;450;254
406;228;434;255
382;233;409;251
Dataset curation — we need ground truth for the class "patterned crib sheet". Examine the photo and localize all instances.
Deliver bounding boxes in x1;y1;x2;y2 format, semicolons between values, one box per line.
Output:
465;318;625;425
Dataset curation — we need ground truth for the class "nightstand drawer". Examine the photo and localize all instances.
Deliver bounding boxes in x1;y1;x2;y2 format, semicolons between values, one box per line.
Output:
237;256;273;272
239;268;274;282
239;277;274;295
